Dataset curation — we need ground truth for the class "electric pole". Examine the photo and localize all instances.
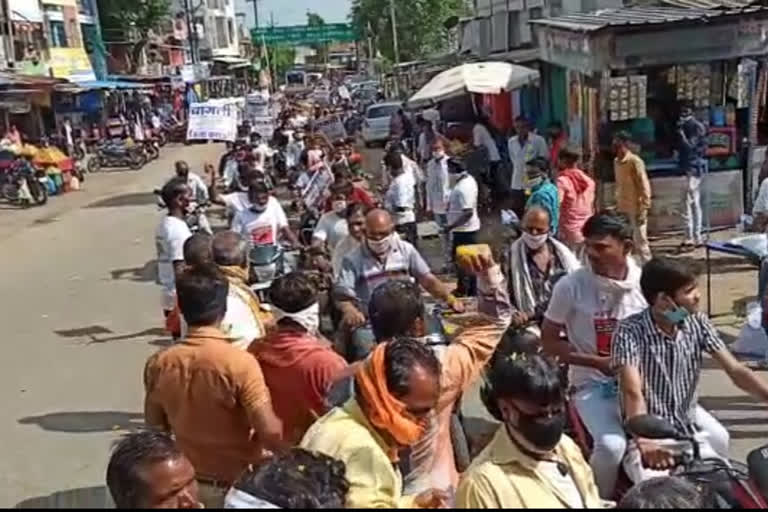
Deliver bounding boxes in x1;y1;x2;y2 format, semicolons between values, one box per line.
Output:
388;0;400;97
183;0;198;64
249;0;259;29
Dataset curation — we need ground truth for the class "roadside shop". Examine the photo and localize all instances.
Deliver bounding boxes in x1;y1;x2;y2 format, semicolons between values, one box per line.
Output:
531;6;768;232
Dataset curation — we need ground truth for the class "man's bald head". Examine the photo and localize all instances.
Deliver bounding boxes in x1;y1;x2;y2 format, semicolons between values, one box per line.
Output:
212;231;248;268
365;208;394;241
522;205;551;236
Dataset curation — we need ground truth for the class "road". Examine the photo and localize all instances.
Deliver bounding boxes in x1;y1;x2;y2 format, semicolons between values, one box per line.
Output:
0;142;766;507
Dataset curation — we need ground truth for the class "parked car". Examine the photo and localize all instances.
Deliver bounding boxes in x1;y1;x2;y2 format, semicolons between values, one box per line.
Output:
361;101;401;147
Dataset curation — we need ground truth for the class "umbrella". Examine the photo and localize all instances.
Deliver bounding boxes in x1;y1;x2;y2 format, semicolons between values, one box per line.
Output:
407;61;540;109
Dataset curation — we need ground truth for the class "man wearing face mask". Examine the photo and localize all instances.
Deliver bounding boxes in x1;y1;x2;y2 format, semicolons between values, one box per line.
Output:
426;140;451;271
250;272;348;445
524;157;559;234
384;151;418;247
446;158;481;296
540;211;647;499
312;181;351;252
613;257;768;484
231;178;300;248
457;347;602;508
335;208;463;361
504;206;580;329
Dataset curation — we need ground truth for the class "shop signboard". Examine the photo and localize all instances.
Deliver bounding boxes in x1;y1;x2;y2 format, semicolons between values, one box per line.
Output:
49;47;96;82
187;100;239;142
252;23;357;46
9;0;43;22
315;115;347;141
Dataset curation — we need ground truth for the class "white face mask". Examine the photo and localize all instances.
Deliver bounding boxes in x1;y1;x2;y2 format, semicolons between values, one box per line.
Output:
522;231;548;250
367;234;392;256
332;200;347;214
433;150;445;160
272;302;320;334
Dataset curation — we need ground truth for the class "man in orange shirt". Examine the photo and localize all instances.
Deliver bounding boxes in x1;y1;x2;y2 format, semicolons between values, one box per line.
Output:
250;272;347;445
144;266;283;508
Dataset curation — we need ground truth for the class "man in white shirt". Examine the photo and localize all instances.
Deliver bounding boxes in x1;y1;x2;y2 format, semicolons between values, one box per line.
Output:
445;158;481;296
384;151;418;248
155;178;193;338
473;118;501;165
540;211;648;499
508;116;549;215
425;140;451;269
231;179;300;248
312;181;351;252
250;133;272;173
174;160;210;233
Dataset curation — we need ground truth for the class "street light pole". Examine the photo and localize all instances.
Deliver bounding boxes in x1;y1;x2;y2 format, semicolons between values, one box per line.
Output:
388;0;400;98
183;0;197;64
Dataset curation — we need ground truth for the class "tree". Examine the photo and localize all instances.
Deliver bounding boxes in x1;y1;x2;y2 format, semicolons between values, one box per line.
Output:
306;10;328;63
350;0;465;62
98;0;171;73
267;46;297;83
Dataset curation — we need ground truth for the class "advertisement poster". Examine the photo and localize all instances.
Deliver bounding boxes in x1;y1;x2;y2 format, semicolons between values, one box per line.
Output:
187;100;238;142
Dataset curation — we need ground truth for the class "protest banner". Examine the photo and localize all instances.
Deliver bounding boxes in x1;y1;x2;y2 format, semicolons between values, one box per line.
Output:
251;117;275;138
246;93;270;119
338;85;351;100
187;99;238;141
312;89;331;104
302;166;334;209
315;114;347;141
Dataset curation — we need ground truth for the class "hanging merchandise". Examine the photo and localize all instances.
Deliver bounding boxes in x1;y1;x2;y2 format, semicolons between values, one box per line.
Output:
676;64;710;107
608;75;646;121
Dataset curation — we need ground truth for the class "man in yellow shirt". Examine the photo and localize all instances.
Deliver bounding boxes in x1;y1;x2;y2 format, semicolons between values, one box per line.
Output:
457;347;602;508
301;338;449;508
613;131;652;264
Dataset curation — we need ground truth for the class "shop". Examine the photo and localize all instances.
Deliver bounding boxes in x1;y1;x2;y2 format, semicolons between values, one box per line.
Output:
531;6;768;233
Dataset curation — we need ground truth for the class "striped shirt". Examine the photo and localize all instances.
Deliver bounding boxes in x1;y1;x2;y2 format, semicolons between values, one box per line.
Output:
611;309;725;436
334;237;432;313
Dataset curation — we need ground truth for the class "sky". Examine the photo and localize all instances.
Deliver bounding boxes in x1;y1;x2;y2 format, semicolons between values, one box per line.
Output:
235;0;352;28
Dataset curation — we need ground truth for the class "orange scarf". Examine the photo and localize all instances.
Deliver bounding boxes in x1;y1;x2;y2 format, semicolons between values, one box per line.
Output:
355;344;425;460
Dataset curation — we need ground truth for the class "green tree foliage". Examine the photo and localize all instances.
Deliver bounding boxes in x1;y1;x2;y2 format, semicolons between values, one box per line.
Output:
350;0;465;62
267;46;298;82
98;0;171;73
306;10;328;63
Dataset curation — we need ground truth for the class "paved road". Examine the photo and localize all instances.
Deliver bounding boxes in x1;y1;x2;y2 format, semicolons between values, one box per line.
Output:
0;143;223;508
0;142;766;508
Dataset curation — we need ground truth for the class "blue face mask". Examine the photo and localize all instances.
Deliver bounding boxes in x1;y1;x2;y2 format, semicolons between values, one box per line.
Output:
662;302;690;325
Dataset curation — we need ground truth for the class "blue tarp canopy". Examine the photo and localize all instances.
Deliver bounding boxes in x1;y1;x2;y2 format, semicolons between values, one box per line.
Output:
77;80;153;89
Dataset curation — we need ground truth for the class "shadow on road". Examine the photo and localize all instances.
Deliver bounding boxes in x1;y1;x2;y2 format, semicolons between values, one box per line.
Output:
16;485;113;509
54;325;166;345
700;394;768;440
18;410;144;433
85;192;157;208
110;260;157;282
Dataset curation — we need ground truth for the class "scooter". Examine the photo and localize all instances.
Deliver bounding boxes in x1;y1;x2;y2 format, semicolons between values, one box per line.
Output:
0;162;48;206
628;414;768;508
248;244;299;302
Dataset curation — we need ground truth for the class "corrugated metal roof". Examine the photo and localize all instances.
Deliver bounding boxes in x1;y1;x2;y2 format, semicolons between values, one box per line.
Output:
656;0;754;8
529;5;767;32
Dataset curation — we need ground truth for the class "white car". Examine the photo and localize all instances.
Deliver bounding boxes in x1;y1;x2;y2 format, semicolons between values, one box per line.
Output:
361;101;401;147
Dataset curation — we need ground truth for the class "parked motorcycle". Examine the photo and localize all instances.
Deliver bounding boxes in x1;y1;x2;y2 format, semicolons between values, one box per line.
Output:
1;163;48;206
143;139;160;161
628;414;768;508
162;120;188;144
93;140;147;170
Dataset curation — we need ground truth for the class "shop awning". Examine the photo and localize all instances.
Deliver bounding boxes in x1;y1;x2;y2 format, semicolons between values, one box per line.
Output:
407;61;539;109
54;80;154;92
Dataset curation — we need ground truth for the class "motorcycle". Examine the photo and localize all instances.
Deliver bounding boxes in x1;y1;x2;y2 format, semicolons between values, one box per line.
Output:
1;162;48;206
93;140;147;170
142;139;160;161
248;244;299;302
162;119;188;144
628;414;768;508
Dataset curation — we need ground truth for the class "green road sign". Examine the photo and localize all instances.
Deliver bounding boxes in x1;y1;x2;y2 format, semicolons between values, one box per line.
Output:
252;23;357;45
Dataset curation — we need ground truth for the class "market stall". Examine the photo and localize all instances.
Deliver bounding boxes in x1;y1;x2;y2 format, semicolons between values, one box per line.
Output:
531;6;768;233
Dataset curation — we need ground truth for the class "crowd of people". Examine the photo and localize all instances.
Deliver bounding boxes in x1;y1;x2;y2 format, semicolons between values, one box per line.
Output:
109;96;768;509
